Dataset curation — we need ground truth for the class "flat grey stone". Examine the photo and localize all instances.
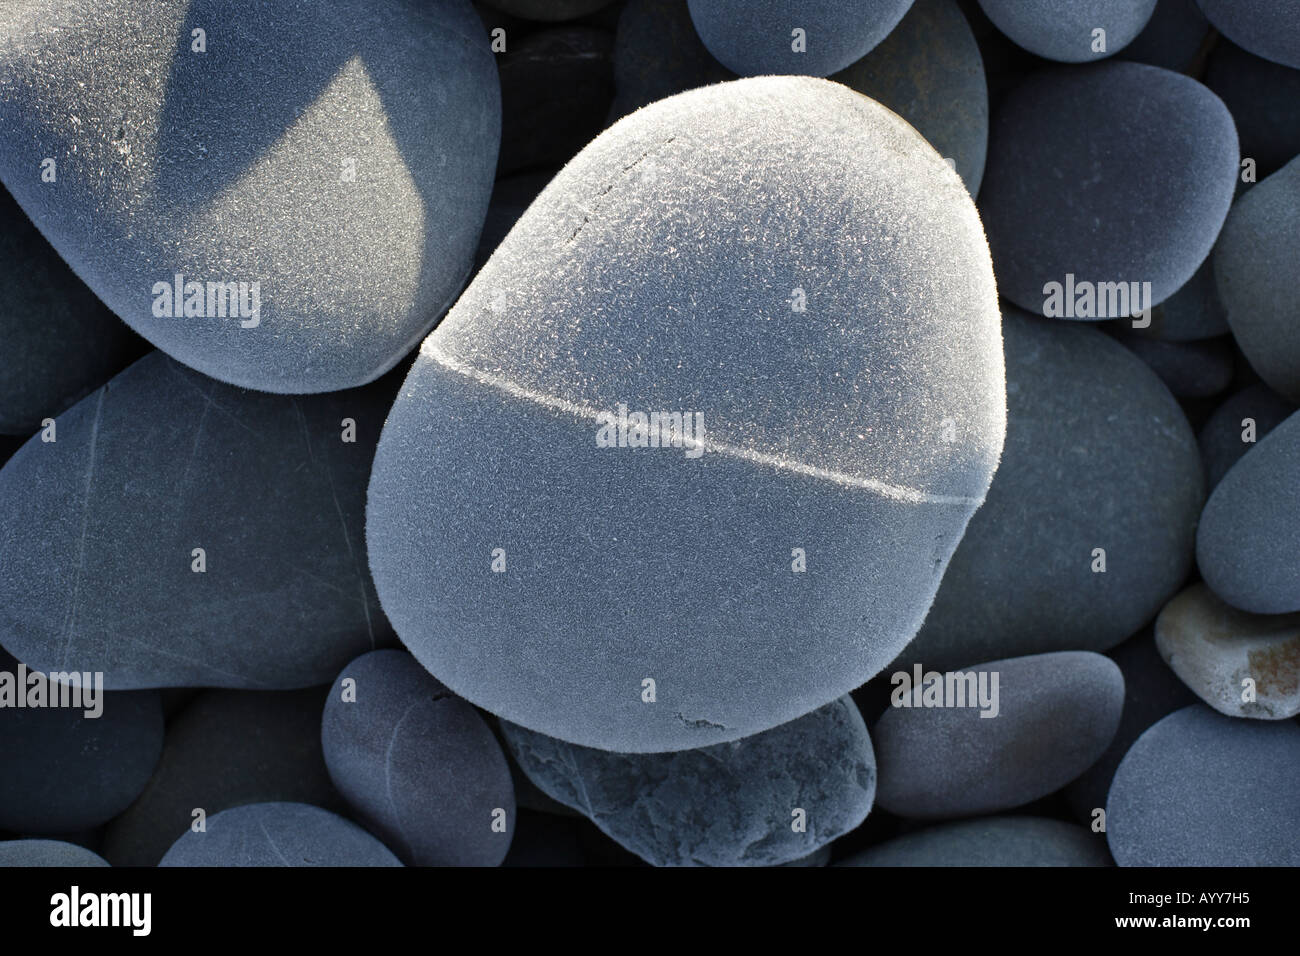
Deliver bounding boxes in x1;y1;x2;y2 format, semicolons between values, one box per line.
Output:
0;839;109;867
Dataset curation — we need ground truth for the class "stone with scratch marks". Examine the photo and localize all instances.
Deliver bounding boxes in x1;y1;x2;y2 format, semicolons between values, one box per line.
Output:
321;650;515;867
838;816;1112;866
0;351;399;689
977;0;1155;62
0;650;162;833
0;0;498;393
500;696;875;867
0;840;110;867
1106;704;1300;865
158;802;402;867
366;76;1006;753
101;686;345;866
1155;583;1300;719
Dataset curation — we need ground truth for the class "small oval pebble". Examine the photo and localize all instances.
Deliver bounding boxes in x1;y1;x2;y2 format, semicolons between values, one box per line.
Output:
159;802;401;867
501;696;874;867
687;0;916;77
900;309;1203;670
101;687;343;866
1214;154;1300;403
1199;0;1300;70
980;62;1238;319
873;652;1123;819
367;76;1006;752
1197;383;1295;490
1197;409;1300;614
322;650;516;866
0;352;396;688
977;0;1156;62
0;840;109;867
1107;704;1300;865
1155;583;1300;719
839;816;1112;867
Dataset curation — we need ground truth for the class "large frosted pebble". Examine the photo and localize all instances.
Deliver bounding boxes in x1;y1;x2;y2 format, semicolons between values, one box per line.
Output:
873;652;1123;819
1197;409;1300;614
1197;384;1295;490
1214;154;1300;403
321;650;516;866
687;0;916;77
899;309;1202;671
158;802;402;867
1199;0;1300;70
100;687;343;866
977;0;1156;62
1106;705;1300;865
501;696;875;867
1155;583;1300;719
839;816;1113;866
366;76;1007;752
0;352;397;689
0;840;109;867
0;0;498;393
980;62;1238;319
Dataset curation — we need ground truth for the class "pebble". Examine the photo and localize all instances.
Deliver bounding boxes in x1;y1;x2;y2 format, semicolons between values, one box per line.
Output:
1121;0;1211;73
977;0;1156;62
1108;331;1234;399
1199;0;1300;70
839;816;1113;866
0;840;110;867
609;0;735;121
1197;383;1295;490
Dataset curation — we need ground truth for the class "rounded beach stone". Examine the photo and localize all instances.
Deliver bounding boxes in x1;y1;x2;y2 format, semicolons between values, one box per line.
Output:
1108;331;1234;399
980;62;1238;319
1063;628;1197;821
831;0;987;194
1106;704;1300;865
159;802;402;867
0;649;163;833
100;686;343;867
1198;409;1300;614
321;649;516;867
1198;384;1295;490
977;0;1156;62
687;0;916;78
0;840;109;867
873;652;1123;819
0;0;499;393
366;76;1007;752
1121;0;1211;73
501;695;875;867
838;816;1112;866
899;309;1202;671
1198;0;1300;70
1124;259;1228;342
608;0;735;122
0;186;143;435
1214;154;1300;403
1155;583;1300;719
1205;42;1300;184
481;0;613;21
0;351;397;689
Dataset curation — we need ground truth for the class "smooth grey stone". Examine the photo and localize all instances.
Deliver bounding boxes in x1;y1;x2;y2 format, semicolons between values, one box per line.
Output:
977;0;1156;62
322;650;516;867
608;0;735;122
1198;409;1300;613
0;839;109;867
0;186;143;434
1109;331;1234;398
481;0;614;21
1206;41;1300;183
873;652;1124;819
0;648;163;832
1215;154;1300;403
0;351;397;689
1199;0;1300;70
980;62;1238;319
1198;383;1295;490
687;0;916;77
1107;704;1300;865
1155;582;1300;719
0;0;498;393
366;76;1007;752
1123;258;1229;342
158;802;402;867
1122;0;1211;73
839;816;1113;866
900;309;1203;671
1063;628;1197;821
832;0;987;194
100;687;343;867
497;28;614;176
501;696;875;867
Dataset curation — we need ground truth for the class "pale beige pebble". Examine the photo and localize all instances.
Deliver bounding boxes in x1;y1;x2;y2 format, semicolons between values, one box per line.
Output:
1155;582;1300;719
